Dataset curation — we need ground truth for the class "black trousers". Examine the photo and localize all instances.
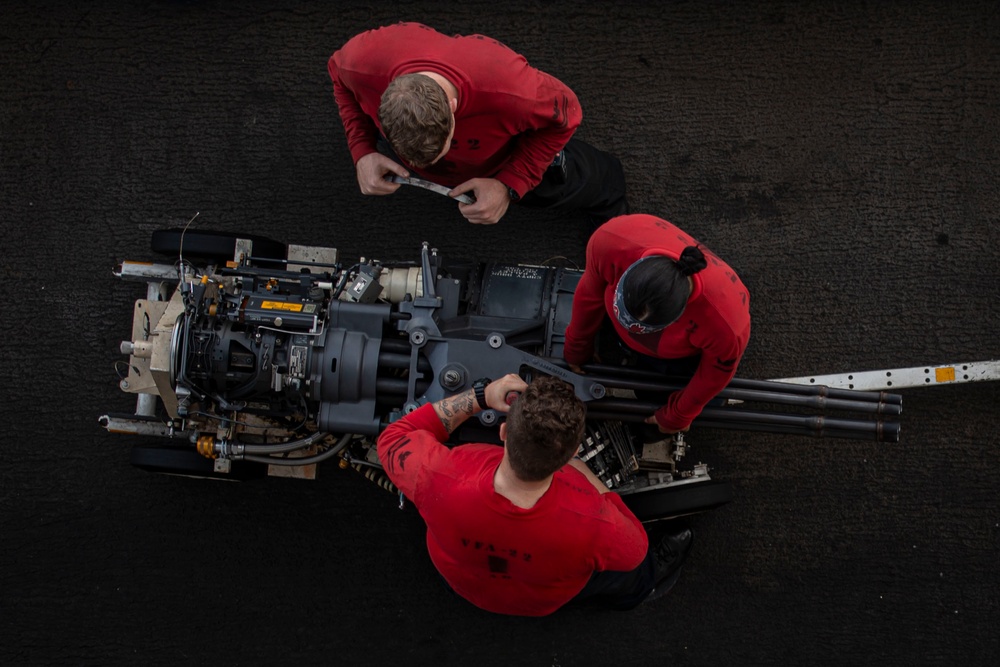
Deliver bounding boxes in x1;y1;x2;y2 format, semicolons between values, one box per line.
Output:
518;137;629;228
568;548;658;610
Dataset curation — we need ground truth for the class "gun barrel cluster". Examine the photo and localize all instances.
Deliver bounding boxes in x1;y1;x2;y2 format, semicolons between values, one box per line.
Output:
563;362;903;442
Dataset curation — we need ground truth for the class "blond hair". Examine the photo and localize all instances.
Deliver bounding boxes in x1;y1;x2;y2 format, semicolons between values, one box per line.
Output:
379;74;452;168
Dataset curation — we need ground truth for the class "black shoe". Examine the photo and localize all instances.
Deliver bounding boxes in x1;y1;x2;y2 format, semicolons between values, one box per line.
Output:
646;564;684;603
645;527;693;602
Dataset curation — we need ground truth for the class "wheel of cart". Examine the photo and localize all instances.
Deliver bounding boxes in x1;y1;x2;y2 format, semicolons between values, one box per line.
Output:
150;228;286;264
621;479;733;523
130;444;267;481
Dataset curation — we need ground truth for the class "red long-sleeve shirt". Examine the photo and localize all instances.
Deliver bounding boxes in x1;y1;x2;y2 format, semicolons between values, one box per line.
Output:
376;403;648;617
328;22;582;197
564;215;752;431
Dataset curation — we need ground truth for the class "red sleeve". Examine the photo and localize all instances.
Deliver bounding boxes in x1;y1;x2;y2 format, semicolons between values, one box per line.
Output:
562;227;615;365
328;47;381;165
375;403;450;501
491;71;582;197
591;492;649;571
655;315;750;431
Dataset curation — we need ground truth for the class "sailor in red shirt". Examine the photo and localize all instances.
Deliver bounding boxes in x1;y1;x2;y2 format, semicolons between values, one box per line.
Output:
563;214;752;433
329;23;627;227
375;374;692;616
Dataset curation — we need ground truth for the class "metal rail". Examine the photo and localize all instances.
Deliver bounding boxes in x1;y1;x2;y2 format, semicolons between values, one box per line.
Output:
772;360;1000;391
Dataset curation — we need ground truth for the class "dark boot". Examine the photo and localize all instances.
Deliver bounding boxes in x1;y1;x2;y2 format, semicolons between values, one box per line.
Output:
644;526;693;602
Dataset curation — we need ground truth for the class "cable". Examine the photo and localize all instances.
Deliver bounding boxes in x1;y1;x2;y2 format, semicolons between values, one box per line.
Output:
177;211;200;291
243;433;352;466
189;410;298;431
114;360;138;380
344;457;384;471
540;255;579;269
332;263;360;299
240;430;329;454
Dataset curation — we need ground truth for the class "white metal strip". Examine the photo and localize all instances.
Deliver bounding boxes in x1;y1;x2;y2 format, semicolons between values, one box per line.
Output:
771;360;1000;391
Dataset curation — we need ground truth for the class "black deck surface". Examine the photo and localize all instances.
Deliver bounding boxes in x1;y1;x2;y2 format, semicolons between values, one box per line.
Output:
2;2;998;665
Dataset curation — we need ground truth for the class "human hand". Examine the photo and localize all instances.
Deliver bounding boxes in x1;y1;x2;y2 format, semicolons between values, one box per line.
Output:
644;414;690;434
484;373;528;413
566;351;599;374
355;152;409;195
451;178;511;224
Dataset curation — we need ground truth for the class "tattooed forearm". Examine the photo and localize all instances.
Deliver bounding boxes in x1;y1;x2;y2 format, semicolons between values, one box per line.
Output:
434;389;478;434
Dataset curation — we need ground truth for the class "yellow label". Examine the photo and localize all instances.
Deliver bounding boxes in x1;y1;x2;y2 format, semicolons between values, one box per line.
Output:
934;367;956;383
260;300;304;312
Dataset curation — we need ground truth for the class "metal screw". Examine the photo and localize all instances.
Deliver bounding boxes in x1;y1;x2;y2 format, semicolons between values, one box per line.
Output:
488;334;503;349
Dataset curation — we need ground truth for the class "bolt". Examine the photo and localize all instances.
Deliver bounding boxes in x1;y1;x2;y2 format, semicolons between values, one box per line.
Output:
488;334;503;349
443;369;462;388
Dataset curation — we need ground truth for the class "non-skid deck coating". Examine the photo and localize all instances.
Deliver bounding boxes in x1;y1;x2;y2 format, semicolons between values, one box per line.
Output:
2;2;998;665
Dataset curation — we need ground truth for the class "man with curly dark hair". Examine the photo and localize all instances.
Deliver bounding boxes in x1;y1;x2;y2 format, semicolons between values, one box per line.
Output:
376;373;691;616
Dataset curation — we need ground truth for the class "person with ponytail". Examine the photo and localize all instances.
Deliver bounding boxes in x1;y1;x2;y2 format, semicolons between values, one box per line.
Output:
563;214;751;433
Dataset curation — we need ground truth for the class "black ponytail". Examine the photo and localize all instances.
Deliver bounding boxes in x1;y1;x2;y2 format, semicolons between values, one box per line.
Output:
676;245;707;276
621;247;703;326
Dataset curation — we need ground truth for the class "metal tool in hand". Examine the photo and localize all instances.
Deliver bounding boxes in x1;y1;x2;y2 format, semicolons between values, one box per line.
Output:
387;175;475;204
